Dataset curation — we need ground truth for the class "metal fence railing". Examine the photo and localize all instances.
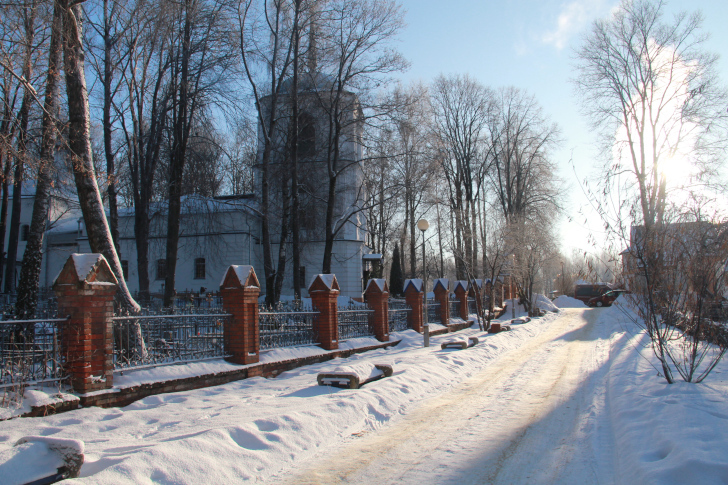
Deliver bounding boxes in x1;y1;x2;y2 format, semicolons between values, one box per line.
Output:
468;297;478;316
449;296;462;319
111;311;230;370
388;299;410;333
338;307;374;340
0;314;68;390
426;300;441;324
259;310;319;349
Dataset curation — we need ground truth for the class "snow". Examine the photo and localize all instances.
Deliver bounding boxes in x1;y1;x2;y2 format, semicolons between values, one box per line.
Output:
365;278;387;292
433;278;449;290
534;293;559;312
3;307;728;483
0;390;79;421
0;440;66;485
453;280;468;291
309;274;336;290
320;362;384;383
553;295;588;308
403;278;423;292
219;265;256;288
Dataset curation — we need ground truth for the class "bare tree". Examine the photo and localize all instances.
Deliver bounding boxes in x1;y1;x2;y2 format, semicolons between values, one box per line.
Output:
574;0;728;231
60;0;139;311
430;74;489;279
486;86;561;225
15;0;63;318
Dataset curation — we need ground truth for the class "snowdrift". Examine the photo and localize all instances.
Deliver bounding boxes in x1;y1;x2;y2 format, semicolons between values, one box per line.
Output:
553;295;587;308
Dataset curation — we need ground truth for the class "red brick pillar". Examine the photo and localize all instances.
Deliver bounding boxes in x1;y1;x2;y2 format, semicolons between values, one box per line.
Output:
220;265;260;365
403;279;424;333
309;275;340;350
433;278;449;325
364;279;390;342
454;281;468;320
53;254;118;394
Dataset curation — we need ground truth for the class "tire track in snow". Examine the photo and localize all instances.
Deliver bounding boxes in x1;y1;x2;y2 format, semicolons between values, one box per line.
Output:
281;309;615;484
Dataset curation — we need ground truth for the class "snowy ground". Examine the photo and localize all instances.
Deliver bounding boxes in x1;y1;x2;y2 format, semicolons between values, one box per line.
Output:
2;304;728;484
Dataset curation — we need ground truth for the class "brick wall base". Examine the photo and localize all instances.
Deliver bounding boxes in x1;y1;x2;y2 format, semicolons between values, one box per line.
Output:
79;340;401;408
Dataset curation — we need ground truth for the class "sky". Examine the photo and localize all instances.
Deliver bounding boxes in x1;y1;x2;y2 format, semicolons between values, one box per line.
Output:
392;0;728;257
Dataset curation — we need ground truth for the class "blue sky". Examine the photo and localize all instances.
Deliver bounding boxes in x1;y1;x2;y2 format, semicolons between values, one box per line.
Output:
393;0;728;256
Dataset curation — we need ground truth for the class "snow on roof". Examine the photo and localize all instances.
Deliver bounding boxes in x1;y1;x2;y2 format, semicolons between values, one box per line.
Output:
454;280;468;291
362;254;383;261
219;265;256;288
72;253;105;282
365;278;387;292
433;278;449;291
403;278;423;292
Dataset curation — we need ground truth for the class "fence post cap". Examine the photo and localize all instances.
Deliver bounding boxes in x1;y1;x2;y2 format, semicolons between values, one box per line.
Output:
308;274;340;293
220;265;259;290
365;278;389;294
433;278;449;292
53;253;118;289
403;278;423;293
454;280;468;293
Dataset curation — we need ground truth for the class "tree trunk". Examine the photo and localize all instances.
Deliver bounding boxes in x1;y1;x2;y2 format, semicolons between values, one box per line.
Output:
102;0;120;254
15;0;63;318
61;0;139;312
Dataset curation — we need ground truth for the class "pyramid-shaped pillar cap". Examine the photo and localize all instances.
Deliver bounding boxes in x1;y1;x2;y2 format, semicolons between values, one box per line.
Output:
220;265;260;290
53;253;118;289
365;278;389;294
433;278;449;292
403;278;423;293
454;280;468;293
308;274;340;293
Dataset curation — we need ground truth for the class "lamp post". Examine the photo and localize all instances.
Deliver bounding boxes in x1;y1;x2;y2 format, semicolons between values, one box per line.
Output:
511;253;516;319
417;219;429;347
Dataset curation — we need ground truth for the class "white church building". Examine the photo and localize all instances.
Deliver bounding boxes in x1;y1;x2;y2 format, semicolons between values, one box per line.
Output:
9;72;373;300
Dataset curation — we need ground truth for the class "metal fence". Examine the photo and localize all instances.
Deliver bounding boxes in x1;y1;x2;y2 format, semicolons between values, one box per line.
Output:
259;310;319;349
112;311;230;370
468;297;478;316
426;299;441;324
338;307;374;340
449;295;462;319
388;299;410;333
0;314;67;390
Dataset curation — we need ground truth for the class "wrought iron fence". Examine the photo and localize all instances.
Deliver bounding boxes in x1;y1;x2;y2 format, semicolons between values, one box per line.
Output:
388;299;410;333
112;312;229;370
426;299;441;324
449;295;462;319
259;310;319;349
0;313;67;390
338;307;374;340
468;297;478;316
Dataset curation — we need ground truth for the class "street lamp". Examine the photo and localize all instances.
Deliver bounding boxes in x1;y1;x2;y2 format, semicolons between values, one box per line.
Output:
511;253;516;319
417;219;429;347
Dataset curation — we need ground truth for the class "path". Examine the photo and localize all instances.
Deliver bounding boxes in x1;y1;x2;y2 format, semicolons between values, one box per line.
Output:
281;309;617;484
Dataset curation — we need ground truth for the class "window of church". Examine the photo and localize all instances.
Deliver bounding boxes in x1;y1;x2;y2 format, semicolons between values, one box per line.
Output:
194;258;206;279
156;259;167;280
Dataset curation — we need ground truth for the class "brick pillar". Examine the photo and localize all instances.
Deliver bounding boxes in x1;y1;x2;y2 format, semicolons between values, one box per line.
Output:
364;279;390;342
433;278;449;325
454;281;468;320
220;265;260;365
309;275;339;350
403;279;424;333
53;254;118;394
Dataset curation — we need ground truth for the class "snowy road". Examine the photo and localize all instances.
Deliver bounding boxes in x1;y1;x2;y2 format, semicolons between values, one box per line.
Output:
283;309;616;484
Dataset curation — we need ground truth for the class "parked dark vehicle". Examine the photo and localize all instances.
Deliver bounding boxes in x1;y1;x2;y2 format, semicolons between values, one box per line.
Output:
588;289;627;307
574;284;612;304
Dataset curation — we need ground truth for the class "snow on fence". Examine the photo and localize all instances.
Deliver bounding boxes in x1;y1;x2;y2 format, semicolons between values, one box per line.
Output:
111;311;230;370
338;307;375;340
0;314;68;390
388;299;411;332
